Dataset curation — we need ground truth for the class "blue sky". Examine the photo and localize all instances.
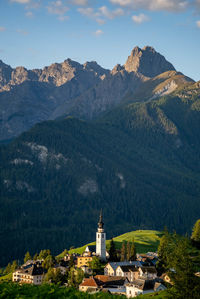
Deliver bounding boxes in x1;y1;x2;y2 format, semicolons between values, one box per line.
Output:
0;0;200;80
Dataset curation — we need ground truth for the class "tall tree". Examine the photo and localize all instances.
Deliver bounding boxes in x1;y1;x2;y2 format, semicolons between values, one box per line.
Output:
108;239;118;261
130;239;136;261
42;255;55;270
168;238;200;299
38;249;51;260
126;242;131;261
24;251;32;263
120;241;127;261
191;219;200;248
89;256;101;273
69;255;74;268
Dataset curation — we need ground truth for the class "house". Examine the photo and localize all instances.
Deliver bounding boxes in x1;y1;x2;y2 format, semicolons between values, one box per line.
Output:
138;266;157;279
116;265;139;282
95;275;128;294
79;277;101;292
12;264;44;285
136;254;157;266
79;275;128;294
104;261;143;276
77;256;93;268
126;278;165;298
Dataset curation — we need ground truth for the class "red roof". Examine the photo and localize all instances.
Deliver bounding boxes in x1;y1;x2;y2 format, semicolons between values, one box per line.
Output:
80;277;99;287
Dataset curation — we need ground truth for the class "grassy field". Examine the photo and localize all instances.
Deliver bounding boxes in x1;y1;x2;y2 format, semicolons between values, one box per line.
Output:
0;273;12;282
58;230;163;258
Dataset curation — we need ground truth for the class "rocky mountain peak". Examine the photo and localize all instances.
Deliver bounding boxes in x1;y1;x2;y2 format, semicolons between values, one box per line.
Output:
111;64;125;75
124;45;176;78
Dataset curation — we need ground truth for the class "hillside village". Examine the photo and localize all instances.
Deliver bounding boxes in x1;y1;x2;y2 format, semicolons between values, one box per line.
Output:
11;213;171;297
0;214;198;298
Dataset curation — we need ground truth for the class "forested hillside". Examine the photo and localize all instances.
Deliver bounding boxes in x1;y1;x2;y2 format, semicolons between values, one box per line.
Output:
0;81;200;266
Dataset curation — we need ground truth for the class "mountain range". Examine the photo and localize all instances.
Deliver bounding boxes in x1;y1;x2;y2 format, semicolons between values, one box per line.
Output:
0;46;193;141
0;46;199;266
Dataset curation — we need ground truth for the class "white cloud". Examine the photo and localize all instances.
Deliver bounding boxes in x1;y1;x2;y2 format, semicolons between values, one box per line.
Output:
0;27;6;32
99;6;124;19
196;20;200;27
78;7;99;18
132;13;149;24
11;0;30;3
94;29;103;36
47;0;69;20
78;5;124;23
109;0;188;12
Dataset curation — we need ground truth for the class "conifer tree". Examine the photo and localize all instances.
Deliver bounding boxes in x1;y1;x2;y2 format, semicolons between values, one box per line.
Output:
126;242;131;261
120;241;126;261
130;239;136;261
24;251;32;263
11;260;18;272
69;255;74;268
108;239;117;261
33;253;38;261
191;219;200;248
168;238;200;299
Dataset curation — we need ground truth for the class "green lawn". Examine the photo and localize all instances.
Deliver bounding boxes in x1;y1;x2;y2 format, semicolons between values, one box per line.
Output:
58;230;163;258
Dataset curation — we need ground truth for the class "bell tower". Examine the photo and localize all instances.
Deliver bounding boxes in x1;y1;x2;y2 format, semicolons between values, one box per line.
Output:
96;210;106;261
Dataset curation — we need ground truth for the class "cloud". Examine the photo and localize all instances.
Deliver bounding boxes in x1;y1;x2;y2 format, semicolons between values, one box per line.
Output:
78;7;99;18
99;6;124;19
10;0;30;3
0;27;6;32
132;13;149;24
109;0;188;12
78;5;124;23
196;20;200;27
47;0;69;20
94;29;103;36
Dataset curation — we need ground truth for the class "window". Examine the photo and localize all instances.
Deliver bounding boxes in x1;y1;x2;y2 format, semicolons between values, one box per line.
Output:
102;234;104;238
98;234;100;238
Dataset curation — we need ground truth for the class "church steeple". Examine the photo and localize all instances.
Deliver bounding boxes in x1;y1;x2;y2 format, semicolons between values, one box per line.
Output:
98;209;104;230
96;209;106;261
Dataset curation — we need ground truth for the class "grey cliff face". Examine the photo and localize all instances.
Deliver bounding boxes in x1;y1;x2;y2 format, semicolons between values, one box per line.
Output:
124;46;176;77
0;46;192;141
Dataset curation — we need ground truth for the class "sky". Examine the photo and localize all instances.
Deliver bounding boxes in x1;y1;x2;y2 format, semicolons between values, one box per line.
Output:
0;0;200;81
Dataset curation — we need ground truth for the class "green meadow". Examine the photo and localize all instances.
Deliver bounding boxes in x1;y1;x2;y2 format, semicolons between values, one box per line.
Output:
58;230;163;257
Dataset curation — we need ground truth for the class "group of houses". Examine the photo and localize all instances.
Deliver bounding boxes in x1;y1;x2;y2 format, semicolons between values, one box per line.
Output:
12;212;167;297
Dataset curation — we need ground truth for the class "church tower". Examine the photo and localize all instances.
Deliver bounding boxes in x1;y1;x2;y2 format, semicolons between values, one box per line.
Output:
96;210;106;261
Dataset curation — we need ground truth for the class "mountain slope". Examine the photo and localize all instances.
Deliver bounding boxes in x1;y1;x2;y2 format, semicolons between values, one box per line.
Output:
0;81;200;266
0;46;192;141
0;59;109;141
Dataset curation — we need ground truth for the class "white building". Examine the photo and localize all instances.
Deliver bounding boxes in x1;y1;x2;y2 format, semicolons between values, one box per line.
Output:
96;210;106;261
12;263;44;285
126;279;166;298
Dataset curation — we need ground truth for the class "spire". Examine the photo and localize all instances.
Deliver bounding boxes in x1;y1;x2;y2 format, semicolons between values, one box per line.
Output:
98;209;104;229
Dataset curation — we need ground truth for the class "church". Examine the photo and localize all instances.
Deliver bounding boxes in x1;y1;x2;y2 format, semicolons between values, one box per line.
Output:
96;210;106;261
84;211;107;261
